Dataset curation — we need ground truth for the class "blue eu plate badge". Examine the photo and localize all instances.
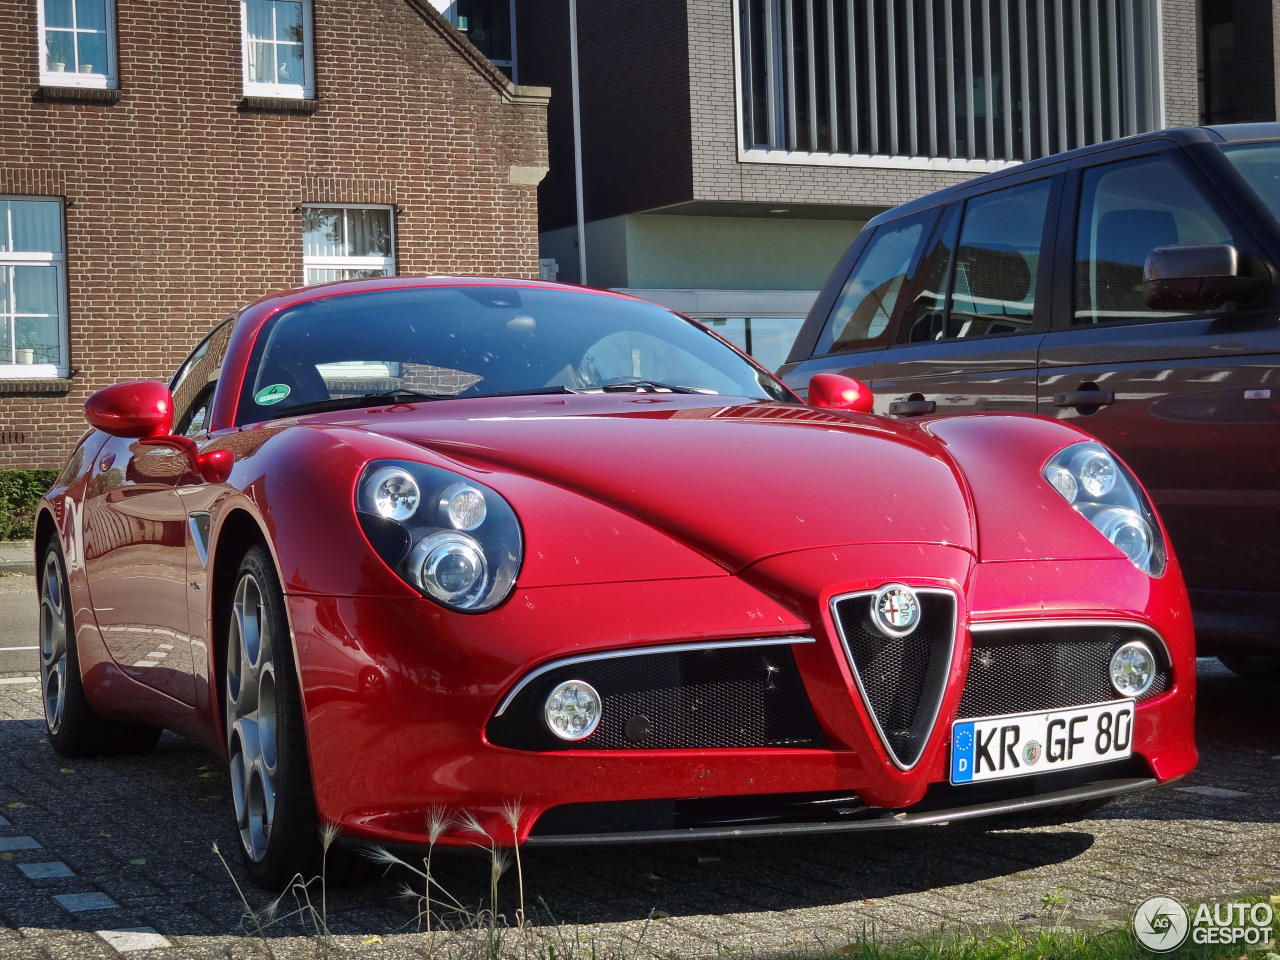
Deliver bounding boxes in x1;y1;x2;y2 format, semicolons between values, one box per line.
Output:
951;722;975;783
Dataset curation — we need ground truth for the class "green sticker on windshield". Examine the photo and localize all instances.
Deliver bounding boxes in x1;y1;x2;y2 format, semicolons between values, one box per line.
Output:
255;383;291;406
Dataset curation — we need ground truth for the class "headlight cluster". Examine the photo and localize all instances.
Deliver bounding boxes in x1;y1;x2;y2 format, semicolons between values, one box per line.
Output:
356;460;523;612
1042;442;1166;577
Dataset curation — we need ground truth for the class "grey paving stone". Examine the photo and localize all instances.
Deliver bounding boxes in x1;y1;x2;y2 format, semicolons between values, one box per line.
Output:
0;837;41;853
17;861;74;879
54;892;121;913
96;927;173;952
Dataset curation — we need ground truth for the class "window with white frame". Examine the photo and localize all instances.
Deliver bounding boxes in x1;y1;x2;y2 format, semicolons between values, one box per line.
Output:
1;198;68;379
241;0;314;98
38;0;117;88
302;206;395;285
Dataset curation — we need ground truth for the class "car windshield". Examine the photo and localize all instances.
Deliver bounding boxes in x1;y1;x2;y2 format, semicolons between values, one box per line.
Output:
235;285;791;423
1221;141;1280;219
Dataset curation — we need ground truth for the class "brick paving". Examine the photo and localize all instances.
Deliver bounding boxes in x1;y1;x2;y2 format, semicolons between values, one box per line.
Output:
1;591;1278;957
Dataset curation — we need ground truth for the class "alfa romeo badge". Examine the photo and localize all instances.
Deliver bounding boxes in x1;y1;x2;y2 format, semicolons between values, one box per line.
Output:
871;583;921;637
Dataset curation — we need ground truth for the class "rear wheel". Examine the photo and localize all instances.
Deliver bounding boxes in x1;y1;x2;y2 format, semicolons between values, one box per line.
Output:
225;545;325;887
1218;655;1280;681
39;540;161;757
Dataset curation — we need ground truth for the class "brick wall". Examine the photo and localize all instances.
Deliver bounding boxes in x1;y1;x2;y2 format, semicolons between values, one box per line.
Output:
0;0;548;470
1161;0;1201;126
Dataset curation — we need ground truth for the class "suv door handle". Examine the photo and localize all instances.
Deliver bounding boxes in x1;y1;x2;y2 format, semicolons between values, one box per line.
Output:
1052;389;1115;408
887;399;937;416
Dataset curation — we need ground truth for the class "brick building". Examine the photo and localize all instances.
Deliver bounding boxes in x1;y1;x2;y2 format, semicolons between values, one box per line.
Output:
0;0;549;470
518;0;1199;371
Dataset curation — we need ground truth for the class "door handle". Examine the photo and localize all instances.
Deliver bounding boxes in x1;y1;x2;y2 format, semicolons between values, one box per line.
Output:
1052;389;1115;408
887;399;937;416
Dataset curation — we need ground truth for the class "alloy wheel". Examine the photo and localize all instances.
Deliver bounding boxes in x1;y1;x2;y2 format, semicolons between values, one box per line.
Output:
39;550;68;734
226;573;280;863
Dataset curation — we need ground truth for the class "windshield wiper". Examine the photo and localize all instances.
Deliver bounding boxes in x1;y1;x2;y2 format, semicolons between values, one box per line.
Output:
587;380;717;395
271;389;450;419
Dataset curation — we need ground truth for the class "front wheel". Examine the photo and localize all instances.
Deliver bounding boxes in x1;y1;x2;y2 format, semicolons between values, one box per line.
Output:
225;545;325;887
1218;655;1280;681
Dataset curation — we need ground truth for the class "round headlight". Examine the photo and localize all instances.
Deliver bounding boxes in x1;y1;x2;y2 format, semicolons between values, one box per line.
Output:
544;680;602;741
439;482;487;531
367;466;421;521
1073;450;1117;499
411;532;487;606
1093;506;1153;568
1044;465;1078;504
1110;640;1157;697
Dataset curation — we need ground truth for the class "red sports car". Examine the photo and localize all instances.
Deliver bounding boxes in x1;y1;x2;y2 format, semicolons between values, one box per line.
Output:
35;277;1196;888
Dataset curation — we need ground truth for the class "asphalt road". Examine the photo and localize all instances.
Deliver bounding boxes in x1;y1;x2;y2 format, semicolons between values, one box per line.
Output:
1;572;1278;958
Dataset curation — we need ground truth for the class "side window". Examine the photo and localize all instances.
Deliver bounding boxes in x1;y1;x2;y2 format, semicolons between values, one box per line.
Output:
171;321;234;438
1074;155;1233;325
899;179;1052;343
948;179;1051;338
814;212;931;355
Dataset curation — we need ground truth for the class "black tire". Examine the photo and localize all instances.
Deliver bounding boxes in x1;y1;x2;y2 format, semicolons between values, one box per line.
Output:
39;538;163;758
224;544;345;888
1217;655;1280;681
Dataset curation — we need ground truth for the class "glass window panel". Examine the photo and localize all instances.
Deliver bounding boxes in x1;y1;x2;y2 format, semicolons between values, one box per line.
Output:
347;209;391;257
276;2;304;42
248;40;273;83
817;211;931;354
76;31;107;74
44;30;75;73
0;268;9;315
303;208;343;257
74;0;106;31
246;0;274;41
1074;155;1233;325
9;202;62;254
0;208;8;253
13;316;60;364
45;0;74;29
1222;143;1280;221
947;179;1050;338
278;42;304;84
0;318;10;363
13;267;59;317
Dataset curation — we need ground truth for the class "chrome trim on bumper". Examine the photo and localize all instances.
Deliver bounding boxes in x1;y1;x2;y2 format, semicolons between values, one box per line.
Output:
493;636;817;718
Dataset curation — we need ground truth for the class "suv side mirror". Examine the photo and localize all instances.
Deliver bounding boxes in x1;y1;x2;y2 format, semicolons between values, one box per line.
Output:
807;373;875;414
1143;243;1267;311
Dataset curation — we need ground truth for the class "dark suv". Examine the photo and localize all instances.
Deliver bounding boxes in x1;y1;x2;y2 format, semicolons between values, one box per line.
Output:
780;124;1280;676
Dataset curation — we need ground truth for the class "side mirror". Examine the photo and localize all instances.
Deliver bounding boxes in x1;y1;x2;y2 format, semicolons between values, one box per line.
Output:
807;373;875;414
86;380;233;484
85;380;174;438
1143;243;1267;311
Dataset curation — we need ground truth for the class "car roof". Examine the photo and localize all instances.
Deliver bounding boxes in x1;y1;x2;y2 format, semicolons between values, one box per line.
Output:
863;123;1280;229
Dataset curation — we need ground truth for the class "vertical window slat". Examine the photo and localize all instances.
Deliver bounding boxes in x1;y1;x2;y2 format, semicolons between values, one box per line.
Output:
1108;0;1121;139
826;0;839;152
946;0;957;157
887;0;899;155
847;0;859;153
866;1;879;154
964;0;975;159
805;0;818;153
927;0;938;157
983;0;994;160
907;0;919;157
784;0;798;151
1020;0;1032;161
1001;0;1013;161
1056;2;1068;153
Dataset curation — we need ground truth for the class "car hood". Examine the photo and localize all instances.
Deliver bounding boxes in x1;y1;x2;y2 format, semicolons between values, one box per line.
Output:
352;396;975;572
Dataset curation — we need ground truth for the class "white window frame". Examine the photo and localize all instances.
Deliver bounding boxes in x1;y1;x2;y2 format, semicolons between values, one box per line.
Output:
0;197;69;380
240;0;315;99
37;0;118;89
301;204;396;285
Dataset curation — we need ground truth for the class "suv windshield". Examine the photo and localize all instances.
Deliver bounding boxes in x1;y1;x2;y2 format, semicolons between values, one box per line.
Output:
1222;141;1280;219
236;285;791;423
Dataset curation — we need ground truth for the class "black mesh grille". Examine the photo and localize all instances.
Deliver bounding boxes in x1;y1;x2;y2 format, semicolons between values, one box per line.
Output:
957;625;1173;720
831;591;957;768
486;643;826;751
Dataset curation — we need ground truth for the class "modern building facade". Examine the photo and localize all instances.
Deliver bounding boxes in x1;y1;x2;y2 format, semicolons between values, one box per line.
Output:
518;0;1199;371
0;0;549;470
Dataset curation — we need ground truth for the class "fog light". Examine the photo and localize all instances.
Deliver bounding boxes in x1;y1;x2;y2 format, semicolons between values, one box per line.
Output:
545;680;602;740
1044;465;1078;504
439;482;487;531
1109;641;1157;697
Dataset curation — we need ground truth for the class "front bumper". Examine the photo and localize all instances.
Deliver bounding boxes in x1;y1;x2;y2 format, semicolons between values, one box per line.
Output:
287;543;1196;849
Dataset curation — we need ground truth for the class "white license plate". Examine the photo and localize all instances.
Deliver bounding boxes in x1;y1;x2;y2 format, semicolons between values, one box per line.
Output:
950;699;1135;785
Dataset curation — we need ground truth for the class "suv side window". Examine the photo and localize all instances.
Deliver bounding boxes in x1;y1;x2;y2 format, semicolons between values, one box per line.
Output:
170;319;234;438
900;178;1052;343
1074;155;1233;325
814;211;932;355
